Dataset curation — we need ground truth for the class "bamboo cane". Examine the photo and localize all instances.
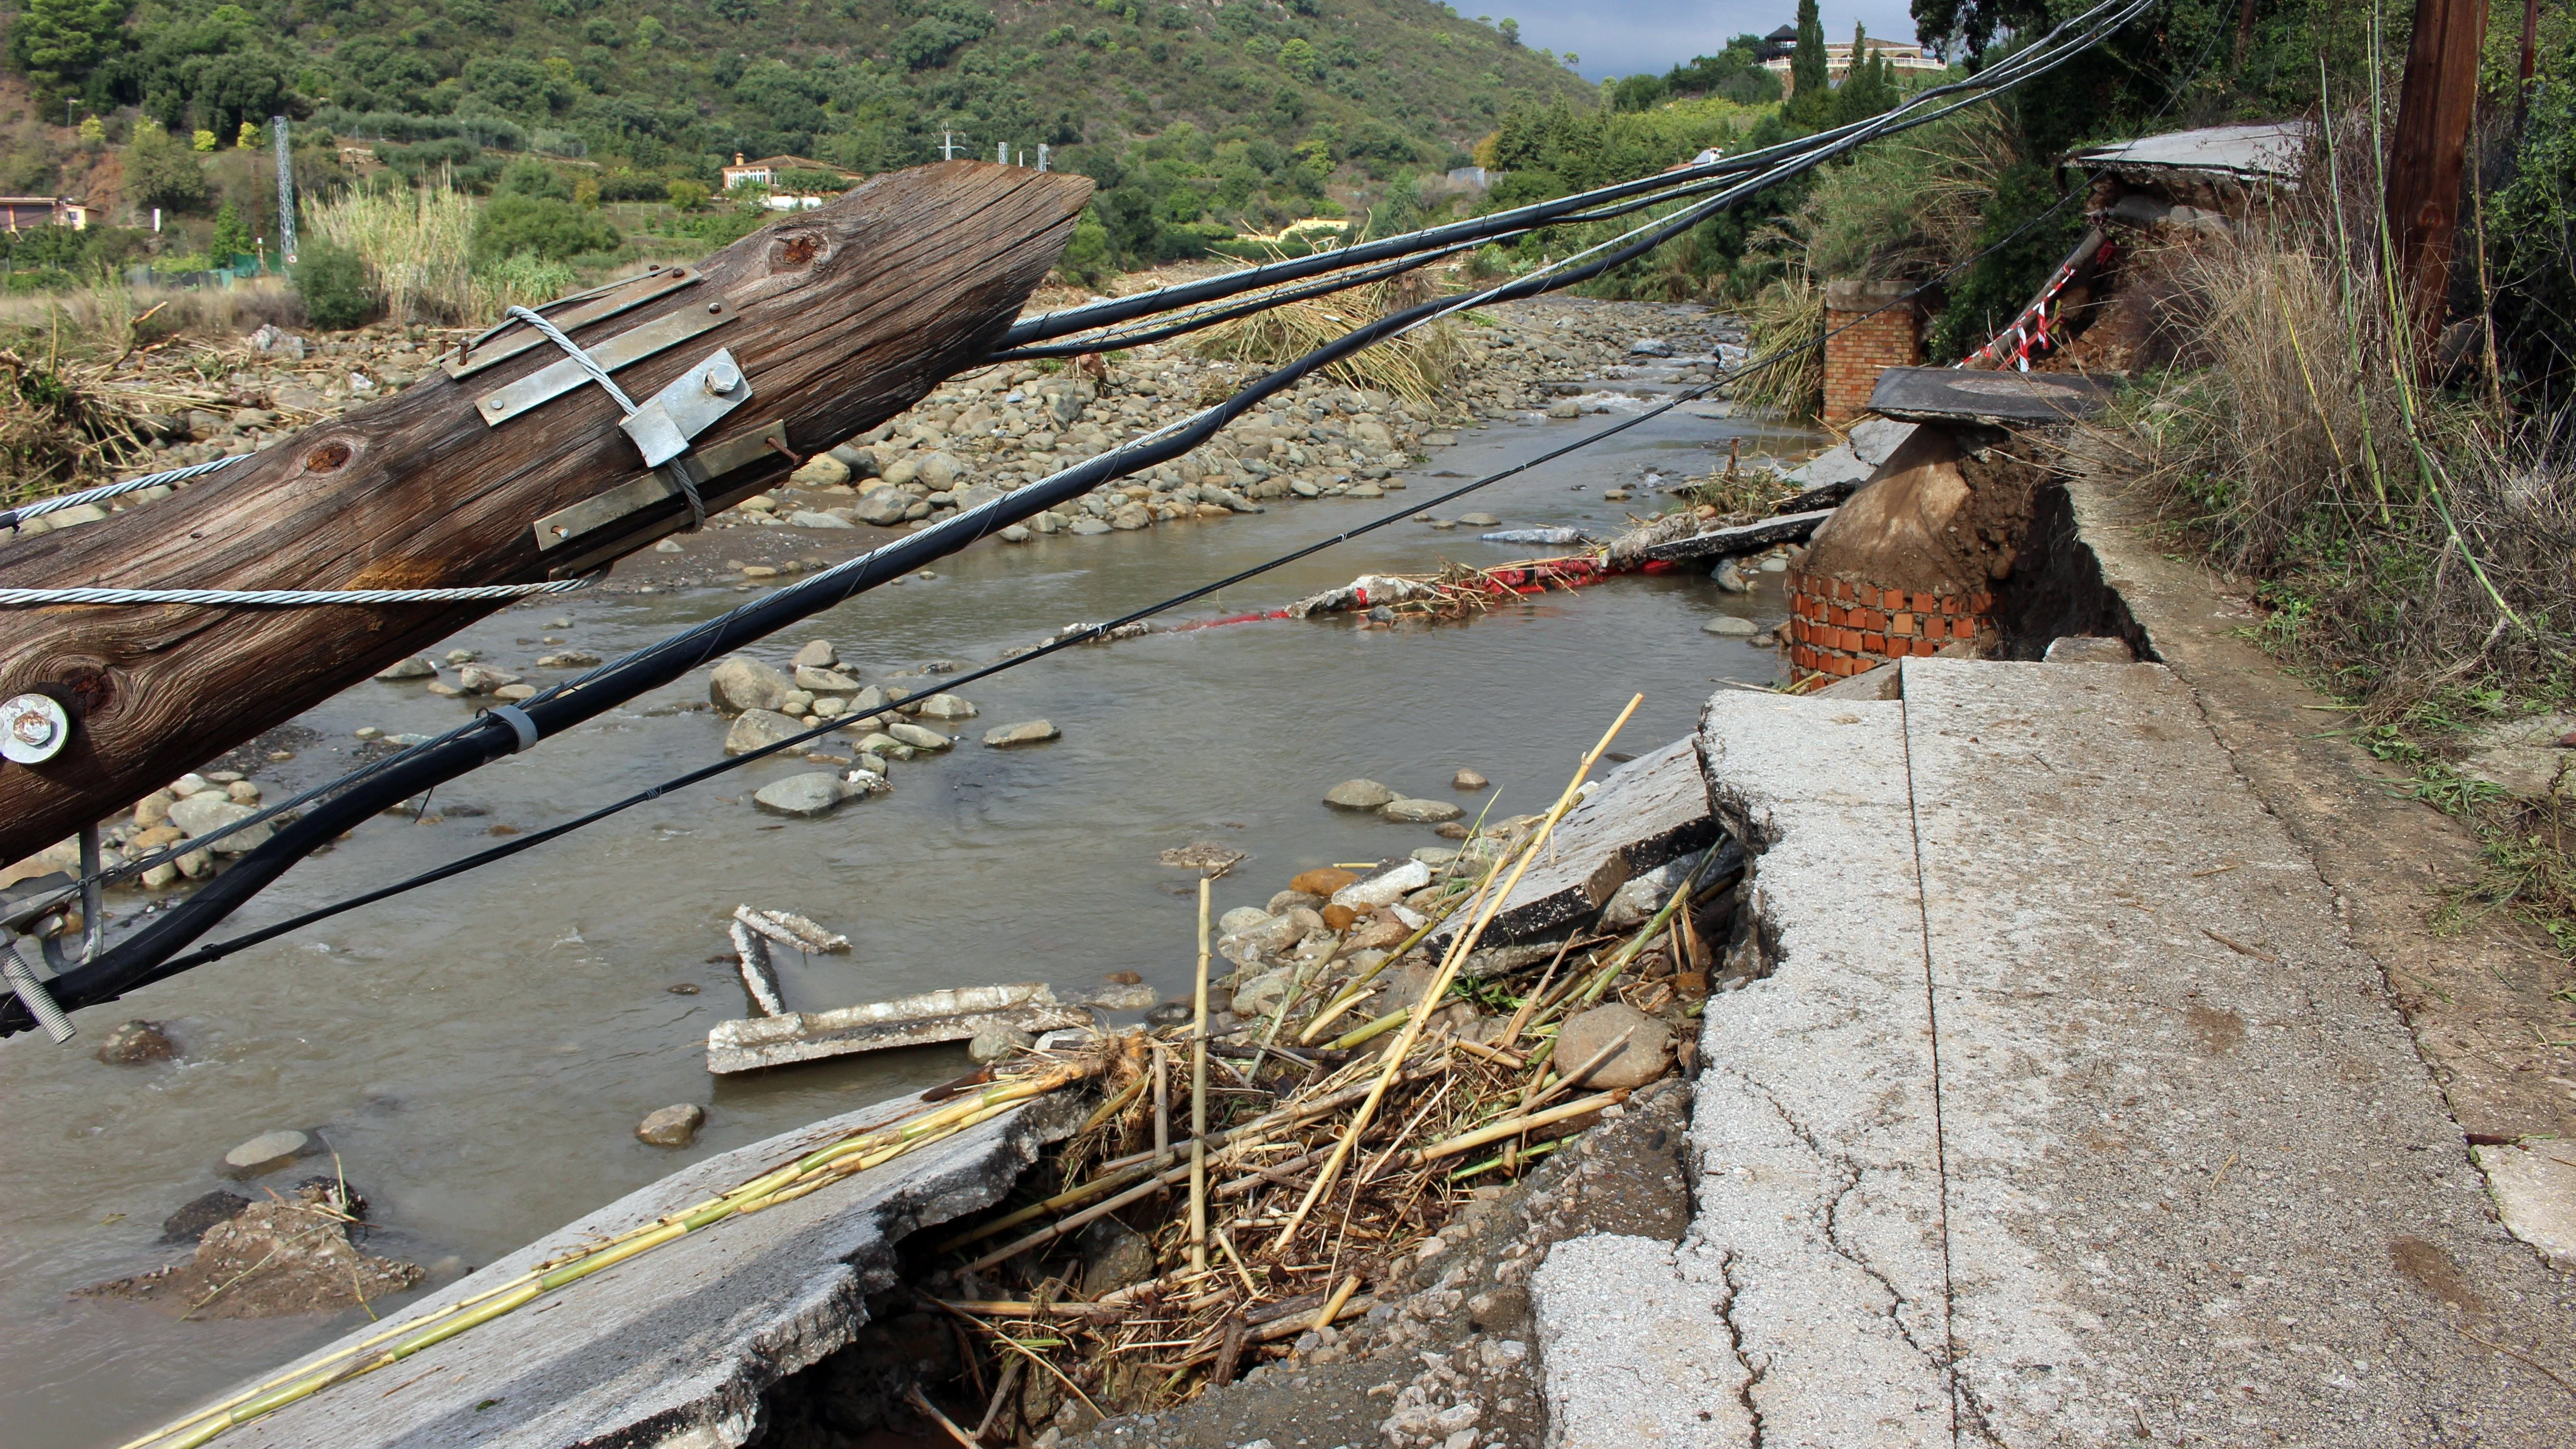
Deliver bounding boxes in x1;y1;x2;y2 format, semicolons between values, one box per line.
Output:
1272;694;1641;1249
1191;876;1212;1274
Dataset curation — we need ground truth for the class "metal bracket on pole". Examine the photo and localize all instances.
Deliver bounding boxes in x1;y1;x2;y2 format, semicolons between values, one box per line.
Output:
620;349;753;468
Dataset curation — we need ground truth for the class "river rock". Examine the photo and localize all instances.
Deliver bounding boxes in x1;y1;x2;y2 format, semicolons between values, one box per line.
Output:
998;524;1031;543
1380;796;1463;823
637;1104;705;1147
1324;779;1395;810
222;1129;311;1178
967;1025;1038;1063
753;772;858;817
95;1019;176;1064
887;721;953;751
1219;906;1275;935
168;795;269;853
1109;504;1152;530
1713;560;1753;593
1068;516;1113;535
456;663;521;694
1331;860;1431;910
1703;616;1759;637
536;650;603;668
792;640;839;669
854;489;909;526
710;656;796;714
1290;867;1359;897
788;509;852;529
1554;1003;1675;1089
1452;769;1489;791
1546;400;1581;419
1079;1216;1158;1293
791;453;851;487
374;655;437;680
1456;512;1500;527
795;664;863;694
1229;970;1294;1019
133;789;175;828
984;719;1058;747
1628;338;1675;356
913;451;964;490
161;1190;251;1243
1217;912;1303;966
913;693;977;720
724;709;805;755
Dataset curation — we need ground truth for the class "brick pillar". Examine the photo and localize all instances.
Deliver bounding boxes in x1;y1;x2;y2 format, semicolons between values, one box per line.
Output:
1821;279;1921;426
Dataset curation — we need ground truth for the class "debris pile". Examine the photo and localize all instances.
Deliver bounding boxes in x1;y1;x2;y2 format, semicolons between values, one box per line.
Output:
898;701;1744;1436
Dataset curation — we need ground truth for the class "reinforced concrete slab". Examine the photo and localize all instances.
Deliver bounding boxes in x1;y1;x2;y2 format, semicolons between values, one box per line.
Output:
188;1086;1078;1449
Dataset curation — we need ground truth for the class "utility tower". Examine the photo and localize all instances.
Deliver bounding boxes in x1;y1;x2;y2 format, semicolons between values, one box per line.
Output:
939;128;961;161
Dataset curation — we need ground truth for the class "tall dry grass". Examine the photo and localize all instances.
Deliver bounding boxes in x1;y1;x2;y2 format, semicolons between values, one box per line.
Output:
2062;120;2573;715
304;181;479;325
1187;264;1461;409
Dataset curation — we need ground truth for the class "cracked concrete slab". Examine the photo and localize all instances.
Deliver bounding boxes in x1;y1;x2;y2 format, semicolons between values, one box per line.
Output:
201;1086;1078;1449
1530;662;2576;1448
1530;1234;1747;1447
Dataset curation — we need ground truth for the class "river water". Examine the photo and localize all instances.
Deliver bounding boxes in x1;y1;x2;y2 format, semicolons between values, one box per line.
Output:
0;324;1815;1448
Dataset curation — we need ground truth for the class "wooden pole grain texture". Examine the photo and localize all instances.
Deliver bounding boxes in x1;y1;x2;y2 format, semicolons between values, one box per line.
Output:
2384;0;2487;370
0;161;1090;864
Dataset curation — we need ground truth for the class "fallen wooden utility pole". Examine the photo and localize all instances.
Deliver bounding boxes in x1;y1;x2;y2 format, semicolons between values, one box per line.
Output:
0;161;1090;864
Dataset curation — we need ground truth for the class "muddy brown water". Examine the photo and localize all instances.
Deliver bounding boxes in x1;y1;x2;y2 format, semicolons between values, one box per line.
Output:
0;344;1817;1449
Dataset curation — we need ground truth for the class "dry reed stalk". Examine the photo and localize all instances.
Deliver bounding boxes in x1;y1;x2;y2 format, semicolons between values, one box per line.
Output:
1272;693;1643;1248
1191;877;1212;1274
304;181;479;325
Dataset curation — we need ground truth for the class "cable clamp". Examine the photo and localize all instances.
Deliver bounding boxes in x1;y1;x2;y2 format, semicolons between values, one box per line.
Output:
487;705;539;754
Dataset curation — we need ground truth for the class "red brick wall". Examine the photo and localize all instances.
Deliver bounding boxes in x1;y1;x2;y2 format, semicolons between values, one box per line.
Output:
1784;569;1995;679
1822;280;1921;426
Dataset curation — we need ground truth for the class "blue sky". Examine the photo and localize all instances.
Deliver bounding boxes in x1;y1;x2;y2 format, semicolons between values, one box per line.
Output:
1489;2;1931;81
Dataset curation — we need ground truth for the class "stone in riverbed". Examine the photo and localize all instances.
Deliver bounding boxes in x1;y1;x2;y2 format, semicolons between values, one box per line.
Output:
1109;504;1152;530
967;1026;1037;1063
222;1129;311;1178
1553;1004;1674;1089
456;663;521;694
1703;616;1758;638
1456;512;1500;527
1453;769;1490;791
724;709;805;755
984;720;1059;748
792;640;839;669
787;510;852;529
1331;860;1432;910
1068;516;1113;536
1218;906;1274;935
1290;867;1360;897
886;721;954;751
854;489;909;526
1323;779;1395;810
168;795;270;853
912;693;978;720
752;772;863;817
636;1104;705;1147
790;453;851;487
133;789;175;828
710;656;796;714
1229;970;1294;1018
1381;796;1463;824
795;664;863;694
374;656;436;681
160;1190;250;1243
998;524;1031;543
96;1019;176;1064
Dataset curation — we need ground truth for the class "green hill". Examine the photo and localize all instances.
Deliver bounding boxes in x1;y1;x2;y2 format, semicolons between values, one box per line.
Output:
1;0;1593;239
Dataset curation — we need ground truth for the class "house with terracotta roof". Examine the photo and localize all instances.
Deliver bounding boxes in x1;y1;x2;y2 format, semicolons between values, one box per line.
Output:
719;154;860;191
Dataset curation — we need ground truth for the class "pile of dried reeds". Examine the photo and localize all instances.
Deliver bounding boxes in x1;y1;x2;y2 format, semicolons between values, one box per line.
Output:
910;698;1738;1438
0;348;155;505
1187;261;1462;410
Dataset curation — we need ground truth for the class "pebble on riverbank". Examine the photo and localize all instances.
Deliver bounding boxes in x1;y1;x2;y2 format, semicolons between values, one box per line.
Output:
637;1104;706;1147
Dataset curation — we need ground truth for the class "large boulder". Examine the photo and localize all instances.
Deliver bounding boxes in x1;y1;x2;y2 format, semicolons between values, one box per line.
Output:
854;489;910;526
1324;779;1395;810
710;656;796;714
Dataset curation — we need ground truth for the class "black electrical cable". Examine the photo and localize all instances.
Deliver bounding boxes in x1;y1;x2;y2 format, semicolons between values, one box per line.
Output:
2;0;2159;1036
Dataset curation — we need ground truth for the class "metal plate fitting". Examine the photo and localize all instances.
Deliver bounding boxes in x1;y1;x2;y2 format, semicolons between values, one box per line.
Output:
621;349;754;468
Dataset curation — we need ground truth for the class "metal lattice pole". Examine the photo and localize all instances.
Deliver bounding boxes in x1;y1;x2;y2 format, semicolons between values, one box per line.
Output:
271;116;296;264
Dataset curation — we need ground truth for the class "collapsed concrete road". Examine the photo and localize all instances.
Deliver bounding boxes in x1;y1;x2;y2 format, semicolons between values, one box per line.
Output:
1531;659;2576;1446
179;1087;1079;1448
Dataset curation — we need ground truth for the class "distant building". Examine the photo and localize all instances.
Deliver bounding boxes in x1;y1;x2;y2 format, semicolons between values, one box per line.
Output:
0;196;84;230
721;153;859;190
1756;25;1800;62
1762;38;1948;96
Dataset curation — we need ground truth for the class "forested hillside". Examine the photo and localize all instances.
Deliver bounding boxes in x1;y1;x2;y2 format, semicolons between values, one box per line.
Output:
0;0;1591;198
